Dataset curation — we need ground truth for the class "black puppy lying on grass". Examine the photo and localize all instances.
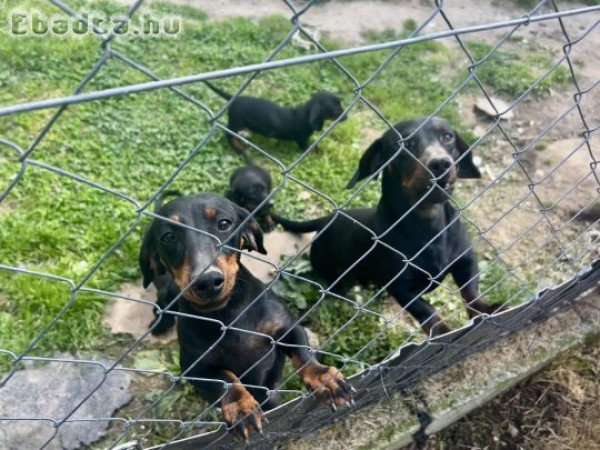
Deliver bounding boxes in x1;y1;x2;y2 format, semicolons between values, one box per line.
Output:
140;193;353;439
205;81;346;159
274;117;505;337
225;164;275;232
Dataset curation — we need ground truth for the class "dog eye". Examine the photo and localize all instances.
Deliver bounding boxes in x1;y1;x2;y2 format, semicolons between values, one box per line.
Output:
441;133;455;144
217;219;233;231
402;139;415;150
160;232;176;244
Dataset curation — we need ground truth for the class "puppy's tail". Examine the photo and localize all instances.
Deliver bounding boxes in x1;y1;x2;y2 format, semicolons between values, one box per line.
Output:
154;189;183;211
272;214;331;233
204;81;233;100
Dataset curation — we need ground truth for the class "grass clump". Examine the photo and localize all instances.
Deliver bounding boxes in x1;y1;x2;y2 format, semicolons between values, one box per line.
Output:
465;41;571;97
430;338;600;449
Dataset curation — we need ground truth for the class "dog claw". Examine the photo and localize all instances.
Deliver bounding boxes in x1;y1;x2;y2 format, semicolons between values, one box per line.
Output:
330;403;337;413
350;386;358;394
349;399;356;407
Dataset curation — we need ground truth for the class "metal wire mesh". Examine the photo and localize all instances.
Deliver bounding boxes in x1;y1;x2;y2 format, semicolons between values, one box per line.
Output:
0;0;599;449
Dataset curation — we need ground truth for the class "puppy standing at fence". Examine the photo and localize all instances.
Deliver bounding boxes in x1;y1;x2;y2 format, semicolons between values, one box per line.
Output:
204;81;347;160
147;166;276;335
140;193;353;439
274;117;505;336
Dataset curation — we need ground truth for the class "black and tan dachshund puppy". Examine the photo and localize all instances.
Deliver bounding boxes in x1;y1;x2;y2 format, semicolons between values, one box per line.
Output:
205;81;346;159
140;193;352;439
225;164;275;232
148;167;275;336
274;117;503;337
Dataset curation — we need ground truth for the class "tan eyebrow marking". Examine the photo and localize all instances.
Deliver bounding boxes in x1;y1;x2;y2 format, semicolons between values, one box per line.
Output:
204;207;217;219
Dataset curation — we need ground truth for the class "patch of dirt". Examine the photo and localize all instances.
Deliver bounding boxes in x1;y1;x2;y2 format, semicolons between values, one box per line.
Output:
424;336;600;450
241;229;314;283
102;282;178;345
0;199;14;217
457;105;599;288
531;138;600;222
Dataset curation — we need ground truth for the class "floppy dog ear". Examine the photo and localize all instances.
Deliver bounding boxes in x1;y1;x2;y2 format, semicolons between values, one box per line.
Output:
235;206;267;255
308;104;325;131
347;137;385;188
139;224;166;288
455;133;482;179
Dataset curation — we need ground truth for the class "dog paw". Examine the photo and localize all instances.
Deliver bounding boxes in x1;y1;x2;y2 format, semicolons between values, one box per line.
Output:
221;389;264;441
467;301;508;318
465;297;509;319
488;302;508;314
428;321;452;337
301;362;354;411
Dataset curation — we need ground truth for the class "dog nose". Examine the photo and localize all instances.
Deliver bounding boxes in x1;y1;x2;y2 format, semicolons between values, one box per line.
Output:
427;157;453;178
191;270;225;298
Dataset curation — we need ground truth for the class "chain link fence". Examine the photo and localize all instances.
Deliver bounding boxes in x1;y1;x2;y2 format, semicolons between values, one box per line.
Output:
0;0;599;449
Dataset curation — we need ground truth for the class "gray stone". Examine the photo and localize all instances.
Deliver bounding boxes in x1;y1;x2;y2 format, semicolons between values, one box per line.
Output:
0;353;132;450
474;97;514;120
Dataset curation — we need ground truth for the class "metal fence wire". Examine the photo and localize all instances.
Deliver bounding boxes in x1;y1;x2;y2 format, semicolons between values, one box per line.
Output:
0;0;599;449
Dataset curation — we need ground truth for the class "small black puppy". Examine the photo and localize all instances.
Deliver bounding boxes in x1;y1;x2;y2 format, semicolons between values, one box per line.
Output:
226;164;275;232
140;193;353;439
275;117;504;336
205;81;346;158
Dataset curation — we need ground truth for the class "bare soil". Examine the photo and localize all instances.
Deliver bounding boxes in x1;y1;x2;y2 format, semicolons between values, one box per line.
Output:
422;337;600;450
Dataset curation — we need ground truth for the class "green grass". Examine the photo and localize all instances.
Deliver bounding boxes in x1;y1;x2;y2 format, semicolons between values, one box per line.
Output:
464;41;571;97
0;0;562;444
